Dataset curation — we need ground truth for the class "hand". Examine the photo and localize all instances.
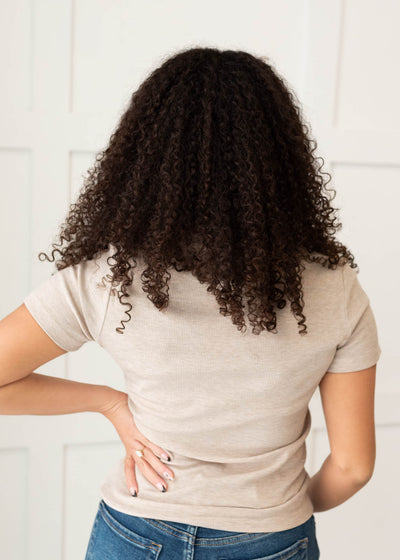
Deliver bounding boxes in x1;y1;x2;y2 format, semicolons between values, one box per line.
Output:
100;391;175;496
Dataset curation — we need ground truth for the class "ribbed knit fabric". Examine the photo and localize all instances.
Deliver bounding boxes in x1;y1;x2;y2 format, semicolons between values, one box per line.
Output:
23;245;382;532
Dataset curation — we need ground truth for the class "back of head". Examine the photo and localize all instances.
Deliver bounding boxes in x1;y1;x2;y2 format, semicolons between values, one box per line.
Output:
38;46;356;336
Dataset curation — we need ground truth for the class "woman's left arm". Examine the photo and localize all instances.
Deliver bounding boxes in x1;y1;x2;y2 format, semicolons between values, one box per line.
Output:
0;372;123;415
0;302;175;495
0;302;124;415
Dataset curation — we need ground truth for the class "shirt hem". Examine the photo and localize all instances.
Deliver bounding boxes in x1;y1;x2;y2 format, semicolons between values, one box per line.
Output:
99;489;315;533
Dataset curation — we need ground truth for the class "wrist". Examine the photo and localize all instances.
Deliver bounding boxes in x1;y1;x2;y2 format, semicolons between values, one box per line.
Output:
98;386;128;416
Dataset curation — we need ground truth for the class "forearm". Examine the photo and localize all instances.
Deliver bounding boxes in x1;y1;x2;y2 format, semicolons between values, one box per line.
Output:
308;453;370;512
0;372;121;415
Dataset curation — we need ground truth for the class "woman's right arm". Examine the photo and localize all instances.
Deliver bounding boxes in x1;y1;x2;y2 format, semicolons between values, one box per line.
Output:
308;364;377;512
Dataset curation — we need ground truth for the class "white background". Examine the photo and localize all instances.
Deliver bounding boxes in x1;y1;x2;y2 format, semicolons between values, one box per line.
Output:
0;0;397;558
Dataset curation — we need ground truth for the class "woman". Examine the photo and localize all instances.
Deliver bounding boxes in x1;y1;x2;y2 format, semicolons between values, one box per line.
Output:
0;47;381;559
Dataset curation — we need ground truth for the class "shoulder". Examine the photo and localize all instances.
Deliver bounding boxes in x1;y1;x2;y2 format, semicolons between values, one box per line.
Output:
300;252;346;293
62;244;117;293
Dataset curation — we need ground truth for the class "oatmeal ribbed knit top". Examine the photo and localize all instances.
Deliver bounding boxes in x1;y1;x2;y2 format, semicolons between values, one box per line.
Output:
23;246;382;532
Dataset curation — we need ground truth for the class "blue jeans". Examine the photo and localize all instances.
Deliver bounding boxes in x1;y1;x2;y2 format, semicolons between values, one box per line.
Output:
84;498;320;559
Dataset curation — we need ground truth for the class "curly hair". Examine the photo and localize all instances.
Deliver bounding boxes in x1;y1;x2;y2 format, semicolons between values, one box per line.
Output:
38;46;357;336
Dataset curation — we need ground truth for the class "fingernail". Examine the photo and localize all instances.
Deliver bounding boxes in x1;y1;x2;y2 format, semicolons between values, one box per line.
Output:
156;482;166;492
164;471;174;481
161;452;171;461
130;487;137;497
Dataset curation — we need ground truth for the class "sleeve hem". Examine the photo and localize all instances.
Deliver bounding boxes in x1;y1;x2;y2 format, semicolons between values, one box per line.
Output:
326;346;382;373
23;298;77;353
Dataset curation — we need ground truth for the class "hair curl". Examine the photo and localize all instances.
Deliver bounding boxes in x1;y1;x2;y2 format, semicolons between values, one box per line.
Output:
38;46;357;336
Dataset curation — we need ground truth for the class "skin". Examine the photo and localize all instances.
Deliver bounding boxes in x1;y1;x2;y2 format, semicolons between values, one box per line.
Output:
0;303;174;496
308;364;377;512
319;366;376;481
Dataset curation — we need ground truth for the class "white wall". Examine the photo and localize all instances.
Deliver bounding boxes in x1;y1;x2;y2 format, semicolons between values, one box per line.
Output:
0;0;397;558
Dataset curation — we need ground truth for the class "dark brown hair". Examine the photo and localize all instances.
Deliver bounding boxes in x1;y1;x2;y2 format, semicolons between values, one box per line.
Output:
39;46;357;336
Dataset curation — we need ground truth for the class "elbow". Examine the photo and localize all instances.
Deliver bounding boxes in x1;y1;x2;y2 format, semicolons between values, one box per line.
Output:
332;454;376;486
358;471;374;486
349;464;375;486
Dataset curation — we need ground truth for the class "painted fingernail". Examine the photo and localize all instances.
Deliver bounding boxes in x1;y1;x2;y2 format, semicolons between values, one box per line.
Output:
164;471;174;480
161;452;170;461
130;487;137;497
156;482;166;492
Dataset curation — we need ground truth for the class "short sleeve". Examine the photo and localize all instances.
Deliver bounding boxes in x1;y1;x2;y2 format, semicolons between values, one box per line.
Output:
326;263;382;373
23;252;112;352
